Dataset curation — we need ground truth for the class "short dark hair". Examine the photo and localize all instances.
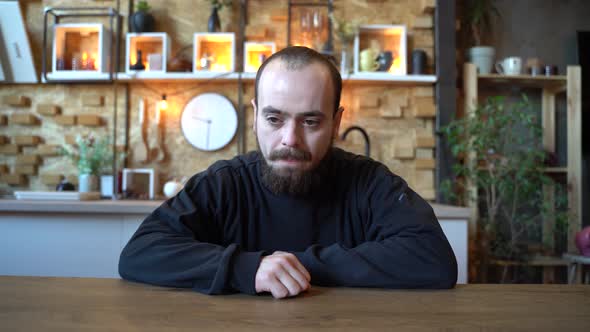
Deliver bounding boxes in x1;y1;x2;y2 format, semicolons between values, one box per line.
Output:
254;46;342;117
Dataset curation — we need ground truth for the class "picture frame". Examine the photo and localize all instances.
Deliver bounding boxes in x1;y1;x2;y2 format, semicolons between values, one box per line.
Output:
122;168;158;200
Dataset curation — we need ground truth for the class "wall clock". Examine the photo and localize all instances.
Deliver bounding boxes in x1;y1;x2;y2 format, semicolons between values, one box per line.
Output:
180;93;238;151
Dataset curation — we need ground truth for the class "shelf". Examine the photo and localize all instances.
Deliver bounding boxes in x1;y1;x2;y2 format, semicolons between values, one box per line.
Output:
478;73;567;91
116;71;242;82
491;255;569;267
44;71;114;82
544;167;567;173
44;71;435;85
343;73;436;85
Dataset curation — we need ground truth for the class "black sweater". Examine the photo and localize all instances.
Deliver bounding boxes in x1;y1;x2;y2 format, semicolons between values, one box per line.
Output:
119;148;457;294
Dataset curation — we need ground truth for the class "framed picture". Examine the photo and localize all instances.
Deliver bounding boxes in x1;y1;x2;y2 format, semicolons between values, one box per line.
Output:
122;168;158;200
353;24;407;75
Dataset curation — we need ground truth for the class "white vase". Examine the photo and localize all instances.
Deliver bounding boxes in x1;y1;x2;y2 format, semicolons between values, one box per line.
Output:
340;43;353;75
468;46;495;74
78;174;99;193
100;175;114;197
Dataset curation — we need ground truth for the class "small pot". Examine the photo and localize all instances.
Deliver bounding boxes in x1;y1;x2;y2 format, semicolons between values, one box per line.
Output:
78;174;99;193
468;46;496;74
130;10;155;33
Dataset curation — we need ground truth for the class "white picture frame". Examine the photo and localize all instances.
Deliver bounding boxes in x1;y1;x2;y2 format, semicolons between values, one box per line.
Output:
122;168;158;200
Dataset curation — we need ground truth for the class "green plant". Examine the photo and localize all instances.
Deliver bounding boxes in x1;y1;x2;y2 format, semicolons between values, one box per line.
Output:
440;95;569;280
60;134;112;176
464;0;500;46
210;0;232;11
329;13;362;44
135;0;151;12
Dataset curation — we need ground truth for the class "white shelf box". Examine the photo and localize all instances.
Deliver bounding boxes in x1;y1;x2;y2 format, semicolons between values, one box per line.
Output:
125;32;170;73
52;23;110;76
193;33;235;73
243;42;276;73
354;25;407;76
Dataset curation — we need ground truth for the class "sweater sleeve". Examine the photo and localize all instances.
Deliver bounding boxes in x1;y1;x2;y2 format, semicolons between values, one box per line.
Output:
293;164;458;289
118;174;266;295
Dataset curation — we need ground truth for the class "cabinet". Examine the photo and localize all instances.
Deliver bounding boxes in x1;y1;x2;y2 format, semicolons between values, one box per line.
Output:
463;63;582;282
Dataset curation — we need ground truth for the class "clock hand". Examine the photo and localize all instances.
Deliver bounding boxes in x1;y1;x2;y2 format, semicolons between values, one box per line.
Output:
192;116;212;124
206;121;211;150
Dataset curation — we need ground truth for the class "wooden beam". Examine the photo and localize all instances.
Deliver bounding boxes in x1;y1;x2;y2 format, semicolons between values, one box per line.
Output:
567;66;582;254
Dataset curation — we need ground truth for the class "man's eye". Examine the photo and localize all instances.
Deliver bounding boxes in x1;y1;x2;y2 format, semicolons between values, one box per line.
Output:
303;119;320;127
266;116;281;125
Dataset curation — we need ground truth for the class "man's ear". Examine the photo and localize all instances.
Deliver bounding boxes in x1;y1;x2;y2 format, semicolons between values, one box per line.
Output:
332;106;344;140
251;98;257;133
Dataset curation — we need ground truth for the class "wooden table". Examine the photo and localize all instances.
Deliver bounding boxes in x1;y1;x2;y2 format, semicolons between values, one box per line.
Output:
1;277;589;331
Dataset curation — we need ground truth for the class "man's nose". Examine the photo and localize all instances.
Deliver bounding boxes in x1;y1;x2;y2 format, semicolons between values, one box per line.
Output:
281;121;302;147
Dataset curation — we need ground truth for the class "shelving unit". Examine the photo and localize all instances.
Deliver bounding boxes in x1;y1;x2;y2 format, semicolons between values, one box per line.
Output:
114;71;436;84
463;62;582;283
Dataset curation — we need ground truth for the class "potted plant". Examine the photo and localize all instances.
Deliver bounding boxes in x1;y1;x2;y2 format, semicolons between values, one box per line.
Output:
208;0;232;32
464;0;500;74
330;13;361;74
61;134;112;193
440;95;569;282
130;0;155;33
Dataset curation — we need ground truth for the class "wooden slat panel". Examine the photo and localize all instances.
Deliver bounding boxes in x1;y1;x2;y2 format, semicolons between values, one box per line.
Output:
1;174;27;186
14;135;42;146
55;115;77;126
41;174;65;186
37;104;61;116
2;95;30;106
0;144;21;154
16;155;41;165
77;115;103;126
10;114;39;125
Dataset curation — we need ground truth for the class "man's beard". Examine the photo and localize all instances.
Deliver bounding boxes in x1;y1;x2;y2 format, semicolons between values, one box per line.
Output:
258;141;332;196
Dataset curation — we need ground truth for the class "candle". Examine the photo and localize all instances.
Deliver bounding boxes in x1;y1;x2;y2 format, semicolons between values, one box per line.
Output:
154;105;160;125
138;99;144;124
82;52;88;70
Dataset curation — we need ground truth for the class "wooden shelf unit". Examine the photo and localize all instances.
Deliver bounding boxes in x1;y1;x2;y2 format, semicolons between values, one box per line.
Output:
463;63;582;283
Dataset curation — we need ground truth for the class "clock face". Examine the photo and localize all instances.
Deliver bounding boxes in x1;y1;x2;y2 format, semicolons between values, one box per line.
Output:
180;93;238;151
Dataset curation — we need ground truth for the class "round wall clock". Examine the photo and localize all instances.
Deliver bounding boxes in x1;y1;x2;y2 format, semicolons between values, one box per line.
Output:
180;93;238;151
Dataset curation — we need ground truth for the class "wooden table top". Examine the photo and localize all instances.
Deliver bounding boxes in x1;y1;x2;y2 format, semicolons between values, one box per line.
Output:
1;276;589;331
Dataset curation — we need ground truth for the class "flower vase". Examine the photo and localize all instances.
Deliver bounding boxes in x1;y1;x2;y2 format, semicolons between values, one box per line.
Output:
340;43;353;75
208;7;221;32
78;174;99;193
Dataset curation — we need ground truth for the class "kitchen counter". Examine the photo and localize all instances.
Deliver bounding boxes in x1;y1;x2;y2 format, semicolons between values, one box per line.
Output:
0;199;162;214
0;199;470;219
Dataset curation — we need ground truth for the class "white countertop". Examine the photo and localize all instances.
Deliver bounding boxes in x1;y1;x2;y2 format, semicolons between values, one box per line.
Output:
0;199;471;219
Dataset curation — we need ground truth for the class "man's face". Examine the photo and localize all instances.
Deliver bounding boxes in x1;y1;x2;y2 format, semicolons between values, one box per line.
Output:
252;60;343;186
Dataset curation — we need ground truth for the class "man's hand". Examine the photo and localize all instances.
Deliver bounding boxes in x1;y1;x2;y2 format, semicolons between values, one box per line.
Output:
255;251;311;299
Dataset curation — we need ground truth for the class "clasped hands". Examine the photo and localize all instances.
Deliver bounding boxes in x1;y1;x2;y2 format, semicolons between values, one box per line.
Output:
255;251;310;299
